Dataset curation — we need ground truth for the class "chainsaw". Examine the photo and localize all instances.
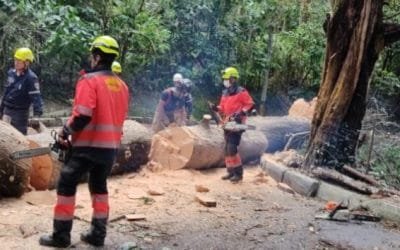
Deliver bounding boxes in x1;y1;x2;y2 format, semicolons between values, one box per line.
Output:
222;121;256;132
10;130;71;162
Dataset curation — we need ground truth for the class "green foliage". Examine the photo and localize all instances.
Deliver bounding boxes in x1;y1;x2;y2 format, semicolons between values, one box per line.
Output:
271;22;325;94
372;69;400;96
358;143;400;189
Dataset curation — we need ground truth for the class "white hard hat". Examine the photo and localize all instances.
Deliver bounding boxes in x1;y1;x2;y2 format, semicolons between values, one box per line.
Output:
173;73;183;82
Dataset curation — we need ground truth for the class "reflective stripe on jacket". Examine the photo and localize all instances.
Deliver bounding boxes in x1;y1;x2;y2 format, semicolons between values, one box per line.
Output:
1;68;43;115
68;70;129;149
219;86;254;123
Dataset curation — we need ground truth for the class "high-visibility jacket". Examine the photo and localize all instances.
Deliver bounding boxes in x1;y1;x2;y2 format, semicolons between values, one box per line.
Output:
218;85;254;123
67;70;129;149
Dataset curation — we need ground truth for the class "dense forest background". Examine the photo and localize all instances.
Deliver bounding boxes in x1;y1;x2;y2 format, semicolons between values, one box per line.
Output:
1;0;400;186
1;0;400;118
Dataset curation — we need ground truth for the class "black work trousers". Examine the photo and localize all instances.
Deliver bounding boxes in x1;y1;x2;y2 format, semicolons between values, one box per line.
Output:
224;130;243;156
57;148;116;196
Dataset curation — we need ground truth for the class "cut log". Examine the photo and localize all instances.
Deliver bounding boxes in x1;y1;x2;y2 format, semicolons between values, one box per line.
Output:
149;124;267;170
149;116;310;170
111;120;153;175
312;167;378;195
0;121;32;198
288;97;317;120
28;140;53;190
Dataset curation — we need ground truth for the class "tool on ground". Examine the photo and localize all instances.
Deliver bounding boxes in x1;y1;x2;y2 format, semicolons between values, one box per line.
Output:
10;129;71;162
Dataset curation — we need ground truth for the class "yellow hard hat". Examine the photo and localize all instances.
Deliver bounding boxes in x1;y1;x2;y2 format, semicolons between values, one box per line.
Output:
112;61;122;73
14;48;34;63
90;35;119;56
221;67;239;79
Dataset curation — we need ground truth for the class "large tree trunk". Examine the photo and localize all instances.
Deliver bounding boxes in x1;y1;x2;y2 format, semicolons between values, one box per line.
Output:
0;121;31;198
304;0;386;169
111;120;153;175
149;116;310;170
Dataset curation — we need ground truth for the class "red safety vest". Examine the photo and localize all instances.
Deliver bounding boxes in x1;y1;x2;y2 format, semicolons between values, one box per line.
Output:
67;71;129;149
219;86;254;123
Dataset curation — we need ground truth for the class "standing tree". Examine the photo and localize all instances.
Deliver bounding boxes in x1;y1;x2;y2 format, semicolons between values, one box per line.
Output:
304;0;400;169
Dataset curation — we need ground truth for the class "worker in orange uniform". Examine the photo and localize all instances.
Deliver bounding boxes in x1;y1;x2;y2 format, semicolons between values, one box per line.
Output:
210;67;254;183
39;35;129;248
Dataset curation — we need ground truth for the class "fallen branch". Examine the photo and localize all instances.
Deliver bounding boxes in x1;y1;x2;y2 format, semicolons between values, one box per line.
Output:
312;167;378;195
341;165;380;186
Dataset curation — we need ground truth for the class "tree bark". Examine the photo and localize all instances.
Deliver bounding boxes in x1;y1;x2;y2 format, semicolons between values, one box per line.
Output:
148;116;310;170
304;0;389;169
0;121;31;198
111;120;153;175
260;30;274;116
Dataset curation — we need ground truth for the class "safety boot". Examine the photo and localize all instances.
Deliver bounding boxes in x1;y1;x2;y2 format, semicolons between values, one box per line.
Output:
80;218;107;247
39;220;72;248
221;169;234;180
230;166;243;183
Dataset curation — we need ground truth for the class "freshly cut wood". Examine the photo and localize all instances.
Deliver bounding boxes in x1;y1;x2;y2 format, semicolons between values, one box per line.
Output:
288;97;317;120
125;214;146;221
26;128;63;190
28;140;53;190
195;194;217;207
149;116;310;170
149;123;267;170
246;116;310;152
0;121;32;198
111;120;153;175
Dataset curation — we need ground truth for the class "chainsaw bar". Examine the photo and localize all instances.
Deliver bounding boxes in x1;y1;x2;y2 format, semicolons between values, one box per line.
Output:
10;147;52;160
222;121;256;131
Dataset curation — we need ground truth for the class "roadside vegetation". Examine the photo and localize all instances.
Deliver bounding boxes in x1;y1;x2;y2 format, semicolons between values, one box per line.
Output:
0;0;400;188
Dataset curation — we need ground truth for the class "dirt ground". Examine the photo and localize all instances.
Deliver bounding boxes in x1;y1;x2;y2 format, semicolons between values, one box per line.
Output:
1;166;400;250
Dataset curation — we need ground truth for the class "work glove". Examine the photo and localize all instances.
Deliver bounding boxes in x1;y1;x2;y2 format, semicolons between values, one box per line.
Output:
231;111;246;123
57;125;73;149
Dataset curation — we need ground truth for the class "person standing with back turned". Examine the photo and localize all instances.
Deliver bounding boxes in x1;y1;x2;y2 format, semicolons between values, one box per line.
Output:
39;35;129;248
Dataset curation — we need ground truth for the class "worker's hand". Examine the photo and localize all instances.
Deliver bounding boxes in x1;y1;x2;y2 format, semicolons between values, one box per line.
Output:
231;111;246;123
58;125;71;148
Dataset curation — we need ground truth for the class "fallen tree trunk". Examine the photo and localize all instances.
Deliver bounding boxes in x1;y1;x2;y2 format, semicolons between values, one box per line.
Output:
247;116;310;152
111;120;153;175
149;116;310;170
312;167;378;195
149;123;267;170
0;121;32;198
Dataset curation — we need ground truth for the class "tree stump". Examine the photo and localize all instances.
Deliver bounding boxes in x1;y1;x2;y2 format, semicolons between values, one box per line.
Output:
0;121;31;198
